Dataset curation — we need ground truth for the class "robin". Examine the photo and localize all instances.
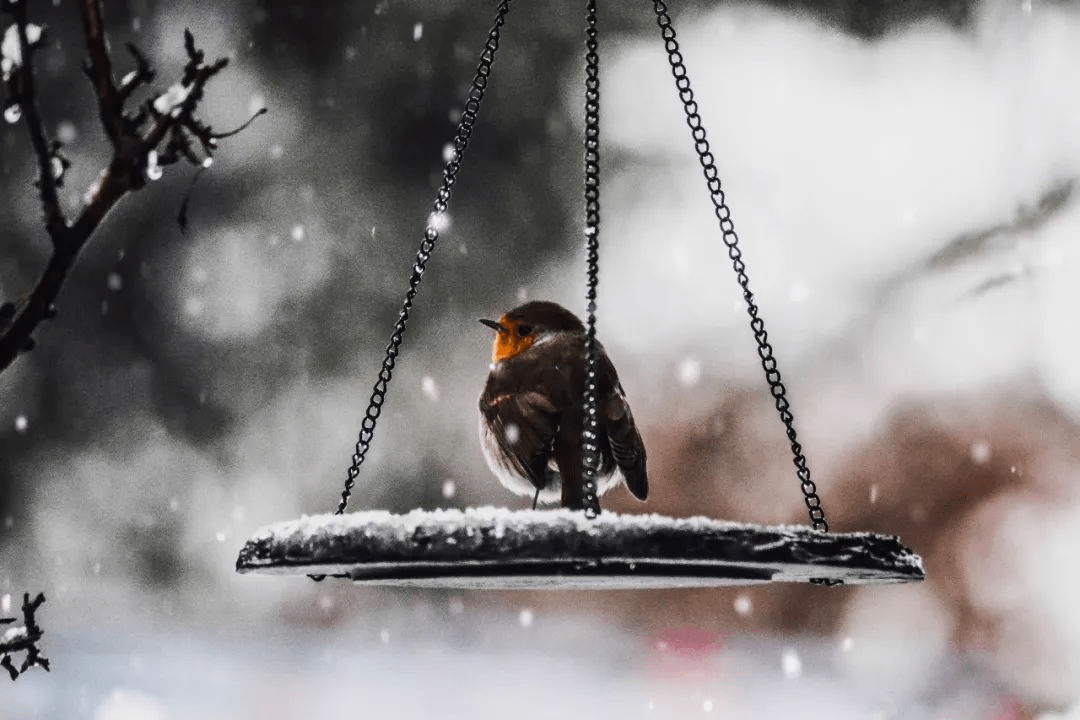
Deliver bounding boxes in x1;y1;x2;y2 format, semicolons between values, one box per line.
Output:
478;300;648;510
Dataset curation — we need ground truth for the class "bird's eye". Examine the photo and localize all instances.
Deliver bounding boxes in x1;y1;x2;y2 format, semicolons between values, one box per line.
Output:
516;324;532;337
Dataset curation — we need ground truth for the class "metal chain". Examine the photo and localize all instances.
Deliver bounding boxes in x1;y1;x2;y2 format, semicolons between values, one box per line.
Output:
333;0;512;516
650;0;829;532
580;0;603;519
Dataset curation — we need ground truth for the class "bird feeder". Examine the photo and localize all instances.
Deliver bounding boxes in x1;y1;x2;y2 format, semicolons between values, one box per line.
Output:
235;0;925;589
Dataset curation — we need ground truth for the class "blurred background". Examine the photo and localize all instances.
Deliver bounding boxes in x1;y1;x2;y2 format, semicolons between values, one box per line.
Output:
2;0;1079;717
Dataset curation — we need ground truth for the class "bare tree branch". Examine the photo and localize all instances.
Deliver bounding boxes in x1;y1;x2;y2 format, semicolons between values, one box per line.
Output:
0;0;263;376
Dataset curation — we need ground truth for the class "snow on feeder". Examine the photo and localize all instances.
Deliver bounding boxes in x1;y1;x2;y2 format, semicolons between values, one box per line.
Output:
237;509;922;589
236;0;925;589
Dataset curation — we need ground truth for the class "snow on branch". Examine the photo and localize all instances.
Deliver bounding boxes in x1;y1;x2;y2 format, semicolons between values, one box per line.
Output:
0;592;49;681
0;0;264;377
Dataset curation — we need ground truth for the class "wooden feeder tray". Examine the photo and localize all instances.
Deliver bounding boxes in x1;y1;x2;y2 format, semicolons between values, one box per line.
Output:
235;507;924;590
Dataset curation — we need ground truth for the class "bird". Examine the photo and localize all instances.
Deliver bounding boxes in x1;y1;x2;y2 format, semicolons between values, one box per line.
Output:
477;300;648;510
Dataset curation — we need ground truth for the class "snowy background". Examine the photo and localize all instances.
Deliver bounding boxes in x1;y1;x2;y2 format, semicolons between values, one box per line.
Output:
2;0;1080;717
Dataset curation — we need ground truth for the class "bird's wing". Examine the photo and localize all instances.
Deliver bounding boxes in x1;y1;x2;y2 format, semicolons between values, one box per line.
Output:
604;377;648;502
481;390;560;492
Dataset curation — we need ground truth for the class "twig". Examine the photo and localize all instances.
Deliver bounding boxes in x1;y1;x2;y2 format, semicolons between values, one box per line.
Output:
80;0;123;145
0;592;49;680
7;0;64;240
0;0;263;376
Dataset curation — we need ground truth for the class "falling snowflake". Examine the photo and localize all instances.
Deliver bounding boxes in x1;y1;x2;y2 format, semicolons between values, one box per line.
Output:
427;211;450;232
781;648;802;679
248;93;265;118
56;120;77;144
421;375;440;402
788;282;809;303
678;357;702;387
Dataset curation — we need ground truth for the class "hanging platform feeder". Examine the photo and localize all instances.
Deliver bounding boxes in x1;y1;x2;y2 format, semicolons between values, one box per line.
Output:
236;509;923;588
235;0;925;589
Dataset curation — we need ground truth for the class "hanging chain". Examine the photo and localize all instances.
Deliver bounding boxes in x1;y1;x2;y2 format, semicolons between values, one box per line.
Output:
580;0;603;519
333;0;512;516
650;0;828;532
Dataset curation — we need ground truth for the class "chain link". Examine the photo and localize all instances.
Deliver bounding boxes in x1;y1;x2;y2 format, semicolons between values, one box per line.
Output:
580;0;603;519
333;0;512;517
650;0;829;532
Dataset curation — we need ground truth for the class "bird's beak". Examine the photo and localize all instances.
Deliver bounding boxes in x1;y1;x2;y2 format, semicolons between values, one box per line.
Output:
478;318;504;333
